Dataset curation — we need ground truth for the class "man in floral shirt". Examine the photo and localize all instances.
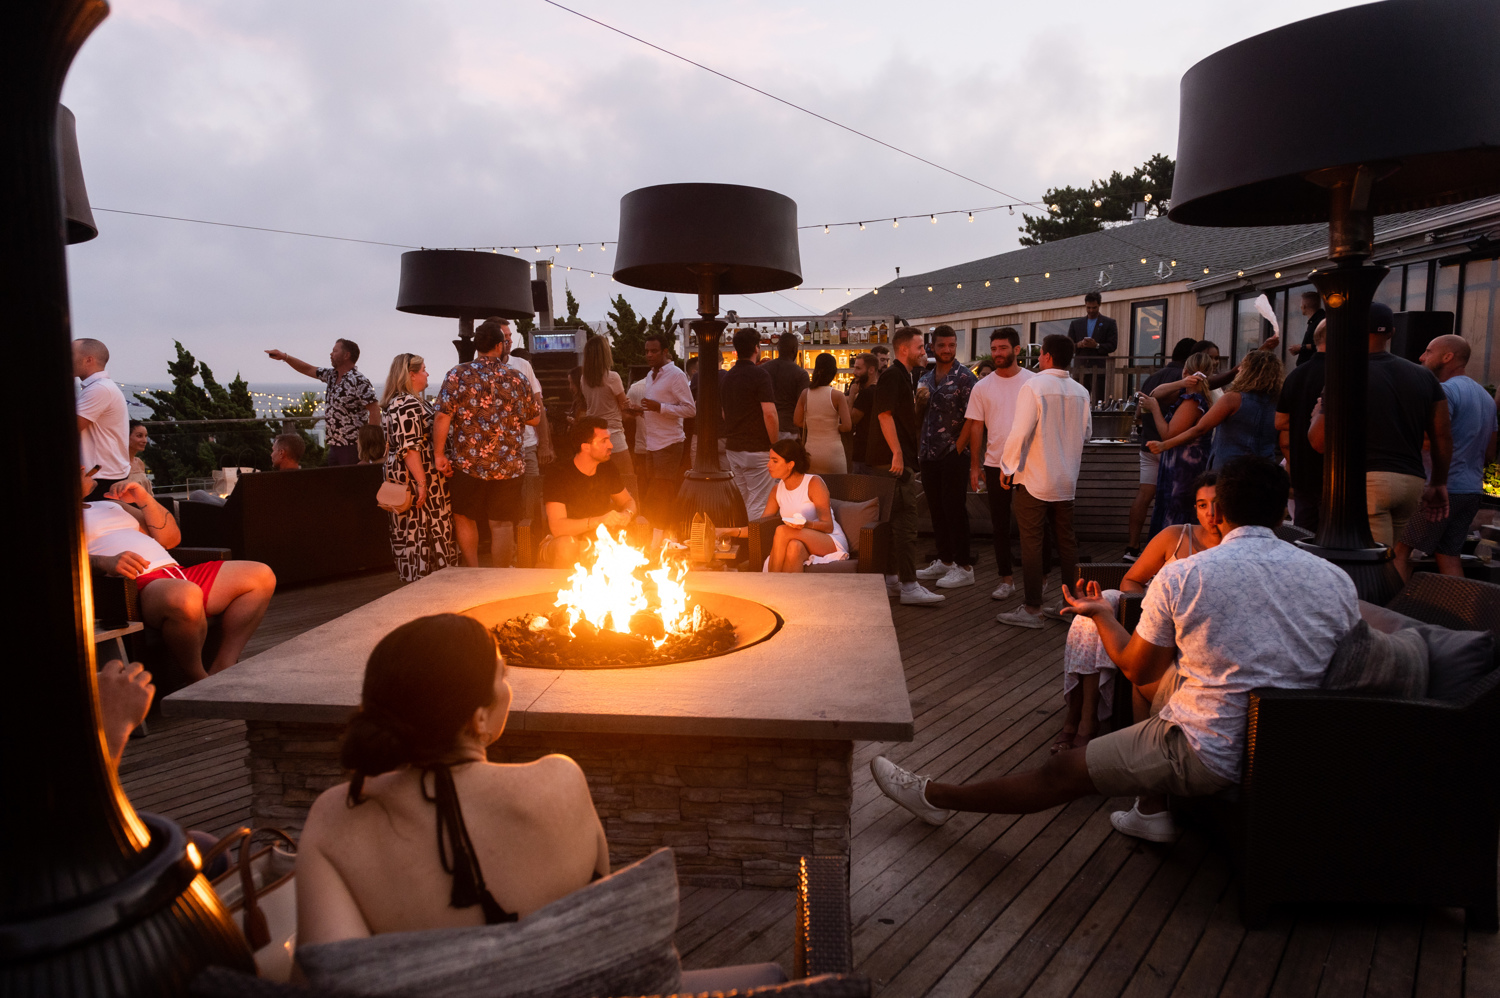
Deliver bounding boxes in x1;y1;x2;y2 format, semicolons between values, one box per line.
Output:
265;339;378;465
915;325;978;589
433;319;541;567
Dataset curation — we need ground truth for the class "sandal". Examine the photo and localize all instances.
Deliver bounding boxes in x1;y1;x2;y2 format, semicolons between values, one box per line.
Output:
1050;729;1076;755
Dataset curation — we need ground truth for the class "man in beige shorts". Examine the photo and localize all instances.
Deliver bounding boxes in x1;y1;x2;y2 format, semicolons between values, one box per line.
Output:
871;457;1359;842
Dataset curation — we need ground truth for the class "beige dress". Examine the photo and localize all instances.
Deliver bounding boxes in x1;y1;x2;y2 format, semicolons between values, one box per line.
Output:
803;386;847;475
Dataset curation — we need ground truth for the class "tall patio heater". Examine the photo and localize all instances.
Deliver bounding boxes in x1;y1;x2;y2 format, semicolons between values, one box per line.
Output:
1169;0;1500;603
2;1;256;993
397;249;536;363
613;183;802;535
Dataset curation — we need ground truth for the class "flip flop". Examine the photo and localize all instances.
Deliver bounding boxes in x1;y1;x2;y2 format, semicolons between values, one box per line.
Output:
1050;730;1076;755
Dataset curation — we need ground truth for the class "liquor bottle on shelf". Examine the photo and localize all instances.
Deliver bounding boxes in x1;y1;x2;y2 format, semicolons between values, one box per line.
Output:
879;321;889;343
839;324;849;345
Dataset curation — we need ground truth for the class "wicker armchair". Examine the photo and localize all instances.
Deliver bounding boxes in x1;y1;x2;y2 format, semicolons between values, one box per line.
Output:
1239;573;1500;930
1077;562;1132;593
747;474;894;574
1272;522;1314;544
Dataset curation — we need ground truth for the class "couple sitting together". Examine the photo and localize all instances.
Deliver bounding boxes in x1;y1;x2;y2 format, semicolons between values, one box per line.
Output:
873;455;1361;843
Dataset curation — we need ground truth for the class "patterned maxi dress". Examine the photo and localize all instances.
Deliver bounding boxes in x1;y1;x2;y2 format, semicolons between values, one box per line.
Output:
1149;391;1213;537
382;392;458;581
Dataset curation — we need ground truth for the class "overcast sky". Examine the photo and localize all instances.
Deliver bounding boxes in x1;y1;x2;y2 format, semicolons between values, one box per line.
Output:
62;0;1361;386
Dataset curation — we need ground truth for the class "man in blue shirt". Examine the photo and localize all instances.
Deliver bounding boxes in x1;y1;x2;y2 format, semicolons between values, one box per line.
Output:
1397;334;1498;576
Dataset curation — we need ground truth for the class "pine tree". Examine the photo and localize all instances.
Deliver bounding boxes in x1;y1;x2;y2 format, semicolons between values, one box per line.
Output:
605;295;648;373
136;341;276;484
645;298;678;362
280;392;329;467
555;285;587;329
1019;154;1176;246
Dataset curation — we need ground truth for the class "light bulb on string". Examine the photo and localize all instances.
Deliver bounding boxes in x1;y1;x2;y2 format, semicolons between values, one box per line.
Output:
1093;200;1102;208
555;245;560;252
858;222;865;230
1014;276;1020;283
600;243;606;251
577;244;582;252
984;280;990;287
956;283;962;289
967;212;973;222
824;225;830;233
1141;258;1147;264
1275;271;1282;278
930;215;936;224
927;286;933;292
893;219;899;228
1143;193;1152;202
1203;267;1210;274
1238;270;1244;277
1045;272;1050;278
534;246;539;253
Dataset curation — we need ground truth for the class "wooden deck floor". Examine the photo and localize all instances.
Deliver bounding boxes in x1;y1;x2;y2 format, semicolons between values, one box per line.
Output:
117;552;1499;996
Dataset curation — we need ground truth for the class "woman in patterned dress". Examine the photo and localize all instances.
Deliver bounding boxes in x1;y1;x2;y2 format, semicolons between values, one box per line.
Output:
381;354;457;581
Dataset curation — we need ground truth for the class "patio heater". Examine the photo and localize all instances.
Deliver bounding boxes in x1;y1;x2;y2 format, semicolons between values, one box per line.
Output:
396;249;535;363
2;1;255;993
1168;0;1500;603
614;183;802;535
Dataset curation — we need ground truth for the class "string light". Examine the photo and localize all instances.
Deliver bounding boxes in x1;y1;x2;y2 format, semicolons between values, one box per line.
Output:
984;280;990;287
893;219;899;228
577;244;582;251
600;242;606;251
1044;272;1050;278
1013;276;1020;283
858;222;865;230
555;245;561;252
1275;271;1282;278
967;212;973;222
956;283;962;289
1143;193;1153;202
930;215;936;224
824;225;830;233
1093;200;1103;208
927;286;933;291
1238;270;1244;277
1140;258;1147;264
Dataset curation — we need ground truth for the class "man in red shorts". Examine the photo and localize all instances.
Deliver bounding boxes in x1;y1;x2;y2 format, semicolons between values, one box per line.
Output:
82;470;276;682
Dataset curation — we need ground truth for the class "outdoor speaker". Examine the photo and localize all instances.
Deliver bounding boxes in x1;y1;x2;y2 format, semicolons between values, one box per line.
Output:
1391;311;1454;362
531;279;549;314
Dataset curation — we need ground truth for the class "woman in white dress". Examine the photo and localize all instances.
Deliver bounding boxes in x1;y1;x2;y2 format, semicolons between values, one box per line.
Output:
762;439;848;571
794;353;852;475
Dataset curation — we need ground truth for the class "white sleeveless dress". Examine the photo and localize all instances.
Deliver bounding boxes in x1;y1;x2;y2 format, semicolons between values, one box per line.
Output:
763;473;849;570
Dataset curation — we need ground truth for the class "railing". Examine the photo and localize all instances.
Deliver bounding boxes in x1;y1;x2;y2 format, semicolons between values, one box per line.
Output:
135;415;327;494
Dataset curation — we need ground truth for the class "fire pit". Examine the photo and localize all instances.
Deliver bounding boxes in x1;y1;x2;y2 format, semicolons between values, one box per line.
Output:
468;528;780;669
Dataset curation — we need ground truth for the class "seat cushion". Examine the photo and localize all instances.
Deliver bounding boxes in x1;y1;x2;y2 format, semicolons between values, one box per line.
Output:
1357;599;1422;634
1323;619;1429;698
295;848;681;998
829;498;879;544
1414;624;1496;700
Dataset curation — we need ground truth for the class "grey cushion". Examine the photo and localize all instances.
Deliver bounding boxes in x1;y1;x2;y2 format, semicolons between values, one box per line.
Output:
1357;599;1422;634
296;848;681;998
829;497;879;545
1414;624;1496;700
1323;620;1429;698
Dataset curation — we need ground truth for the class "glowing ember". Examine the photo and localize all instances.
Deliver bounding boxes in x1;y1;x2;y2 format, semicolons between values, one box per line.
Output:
491;527;737;669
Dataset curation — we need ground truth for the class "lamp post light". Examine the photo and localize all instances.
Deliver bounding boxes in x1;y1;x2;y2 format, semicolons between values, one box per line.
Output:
613;183;802;536
1168;0;1500;603
396;249;536;363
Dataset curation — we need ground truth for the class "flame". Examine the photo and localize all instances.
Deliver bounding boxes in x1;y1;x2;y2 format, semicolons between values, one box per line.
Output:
553;526;697;641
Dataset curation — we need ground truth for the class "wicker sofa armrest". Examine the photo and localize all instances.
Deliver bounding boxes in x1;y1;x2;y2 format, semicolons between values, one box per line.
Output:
857;522;891;575
515;519;539;568
1079;562;1131;592
91;572;141;627
173;546;233;566
745;515;782;571
794;855;852;978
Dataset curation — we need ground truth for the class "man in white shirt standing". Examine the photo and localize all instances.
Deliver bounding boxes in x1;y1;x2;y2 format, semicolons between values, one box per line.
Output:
963;327;1035;600
630;333;696;516
74;338;131;500
996;333;1092;628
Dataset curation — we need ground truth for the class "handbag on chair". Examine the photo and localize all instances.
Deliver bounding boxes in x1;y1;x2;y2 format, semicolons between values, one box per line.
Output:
204;827;299;982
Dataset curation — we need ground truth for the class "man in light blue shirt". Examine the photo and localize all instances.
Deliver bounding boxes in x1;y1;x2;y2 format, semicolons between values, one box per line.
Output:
1398;334;1498;576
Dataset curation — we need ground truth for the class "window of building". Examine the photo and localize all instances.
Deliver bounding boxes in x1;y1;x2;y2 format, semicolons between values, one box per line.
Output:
1373;267;1403;313
1405;261;1431;311
1130;299;1167;359
1434;261;1462;317
1031;318;1072;345
1233;293;1277;364
1279;282;1317;362
1461;256;1500;386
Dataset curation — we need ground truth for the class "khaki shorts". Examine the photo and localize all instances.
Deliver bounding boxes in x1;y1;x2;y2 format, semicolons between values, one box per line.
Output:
1084;666;1234;798
1366;471;1425;549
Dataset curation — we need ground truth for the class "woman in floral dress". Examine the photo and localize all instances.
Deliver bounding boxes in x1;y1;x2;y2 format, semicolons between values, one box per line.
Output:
381;354;457;581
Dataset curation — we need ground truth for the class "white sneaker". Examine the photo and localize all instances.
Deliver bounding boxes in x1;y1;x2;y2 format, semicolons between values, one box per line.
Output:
996;607;1045;628
900;583;946;606
935;565;975;589
915;559;951;580
990;582;1016;600
870;756;953;826
1110;799;1181;843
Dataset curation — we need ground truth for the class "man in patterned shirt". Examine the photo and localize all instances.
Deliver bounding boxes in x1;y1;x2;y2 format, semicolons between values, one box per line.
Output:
265;339;378;465
433;319;541;567
914;324;978;590
870;456;1358;844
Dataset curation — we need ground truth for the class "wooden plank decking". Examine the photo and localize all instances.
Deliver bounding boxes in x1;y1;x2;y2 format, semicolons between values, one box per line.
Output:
116;552;1499;996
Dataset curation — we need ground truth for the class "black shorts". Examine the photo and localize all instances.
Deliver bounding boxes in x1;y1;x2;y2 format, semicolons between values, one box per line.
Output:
449;470;524;523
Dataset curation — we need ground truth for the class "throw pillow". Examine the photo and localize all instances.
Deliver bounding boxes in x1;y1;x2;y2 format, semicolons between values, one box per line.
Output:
829;498;879;546
1413;624;1496;700
1323;619;1429;698
295;848;681;998
1357;599;1422;634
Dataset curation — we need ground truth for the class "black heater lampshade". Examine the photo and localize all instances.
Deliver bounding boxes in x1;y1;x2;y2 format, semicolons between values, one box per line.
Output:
396;249;535;321
1169;0;1500;227
613;183;801;294
58;104;96;244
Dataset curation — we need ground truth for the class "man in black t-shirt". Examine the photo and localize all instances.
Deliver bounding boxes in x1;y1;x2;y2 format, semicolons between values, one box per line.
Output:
765;332;811;440
871;327;943;605
540;416;637;568
848;353;879;473
1310;303;1451;554
1276;320;1326;532
719;327;780;519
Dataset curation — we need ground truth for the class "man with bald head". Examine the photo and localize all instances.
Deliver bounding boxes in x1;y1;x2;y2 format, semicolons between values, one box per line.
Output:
74;338;131;500
1396;334;1498;577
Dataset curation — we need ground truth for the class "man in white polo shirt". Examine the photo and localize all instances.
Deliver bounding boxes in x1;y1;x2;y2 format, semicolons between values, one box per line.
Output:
996;333;1092;627
74;337;130;500
963;327;1035;600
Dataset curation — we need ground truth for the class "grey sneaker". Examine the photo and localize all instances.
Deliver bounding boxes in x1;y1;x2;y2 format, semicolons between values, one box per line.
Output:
990;581;1016;600
935;565;975;589
1041;603;1068;620
1110;799;1181;843
915;559;950;580
870;756;953;826
900;584;946;606
996;607;1045;628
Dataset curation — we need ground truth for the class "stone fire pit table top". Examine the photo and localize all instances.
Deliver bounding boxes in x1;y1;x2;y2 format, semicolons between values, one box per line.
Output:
165;569;914;743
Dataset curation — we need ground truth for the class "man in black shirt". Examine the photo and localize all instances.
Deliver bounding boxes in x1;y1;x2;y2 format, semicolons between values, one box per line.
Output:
871;326;944;605
720;327;781;519
1124;337;1199;560
1310;303;1451;556
1294;291;1326;367
1276;319;1326;532
541;416;636;567
848;353;879;473
765;332;811;441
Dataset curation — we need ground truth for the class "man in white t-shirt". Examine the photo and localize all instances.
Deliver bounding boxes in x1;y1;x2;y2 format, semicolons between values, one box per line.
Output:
74;338;131;500
870;457;1358;843
962;327;1035;600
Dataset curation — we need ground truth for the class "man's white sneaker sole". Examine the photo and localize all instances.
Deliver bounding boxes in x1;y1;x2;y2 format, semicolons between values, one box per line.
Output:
935;567;975;588
995;608;1044;628
900;587;946;605
991;583;1016;600
1109;801;1180;843
870;756;953;826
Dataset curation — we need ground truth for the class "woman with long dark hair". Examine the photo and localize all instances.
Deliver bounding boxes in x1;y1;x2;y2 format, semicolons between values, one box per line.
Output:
296;614;608;943
794;353;852;474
